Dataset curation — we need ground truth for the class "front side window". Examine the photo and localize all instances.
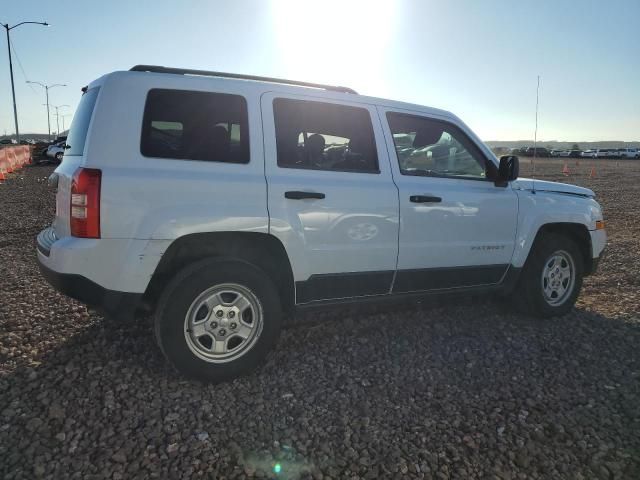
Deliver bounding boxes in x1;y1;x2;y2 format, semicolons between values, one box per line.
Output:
141;89;249;163
273;98;379;173
387;112;487;179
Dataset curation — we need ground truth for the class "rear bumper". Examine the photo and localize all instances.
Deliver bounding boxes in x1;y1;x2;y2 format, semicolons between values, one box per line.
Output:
37;259;142;319
36;227;171;293
36;226;167;319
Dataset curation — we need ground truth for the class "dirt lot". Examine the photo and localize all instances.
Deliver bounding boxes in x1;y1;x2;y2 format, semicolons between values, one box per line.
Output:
1;159;639;479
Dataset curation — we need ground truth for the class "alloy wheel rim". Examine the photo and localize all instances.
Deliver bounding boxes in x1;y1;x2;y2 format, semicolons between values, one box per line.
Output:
184;283;263;363
541;250;575;306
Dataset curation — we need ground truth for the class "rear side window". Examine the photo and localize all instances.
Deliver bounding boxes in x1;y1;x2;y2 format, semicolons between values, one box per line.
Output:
273;98;379;173
65;87;100;156
141;89;249;163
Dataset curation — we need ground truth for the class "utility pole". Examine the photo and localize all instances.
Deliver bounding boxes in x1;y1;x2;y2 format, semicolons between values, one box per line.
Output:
28;81;66;141
2;21;49;143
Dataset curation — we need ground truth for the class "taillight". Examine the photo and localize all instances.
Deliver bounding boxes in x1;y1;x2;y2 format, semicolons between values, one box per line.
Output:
70;168;101;238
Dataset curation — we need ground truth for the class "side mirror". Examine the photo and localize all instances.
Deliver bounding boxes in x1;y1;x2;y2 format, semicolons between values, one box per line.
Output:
495;155;519;186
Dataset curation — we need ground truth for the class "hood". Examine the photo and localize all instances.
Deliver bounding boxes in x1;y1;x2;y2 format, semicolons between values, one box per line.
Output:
513;178;594;198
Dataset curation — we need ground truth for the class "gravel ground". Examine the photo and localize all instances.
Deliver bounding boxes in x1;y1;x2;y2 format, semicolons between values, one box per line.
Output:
1;160;639;479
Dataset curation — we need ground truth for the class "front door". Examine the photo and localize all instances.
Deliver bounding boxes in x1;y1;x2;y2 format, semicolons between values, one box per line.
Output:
262;93;400;303
380;108;519;293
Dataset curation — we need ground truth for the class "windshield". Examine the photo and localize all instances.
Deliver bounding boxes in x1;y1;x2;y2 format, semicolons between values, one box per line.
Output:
65;87;100;156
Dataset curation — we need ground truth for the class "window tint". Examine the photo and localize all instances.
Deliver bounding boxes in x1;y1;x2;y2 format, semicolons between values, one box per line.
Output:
273;98;378;173
65;87;100;156
387;112;487;179
141;89;249;163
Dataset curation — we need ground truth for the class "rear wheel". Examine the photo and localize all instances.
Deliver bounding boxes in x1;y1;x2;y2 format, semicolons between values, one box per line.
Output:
54;152;63;162
154;258;282;382
513;233;583;317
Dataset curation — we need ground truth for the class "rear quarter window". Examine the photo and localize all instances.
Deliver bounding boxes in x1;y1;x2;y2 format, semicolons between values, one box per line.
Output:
65;87;100;156
140;89;250;163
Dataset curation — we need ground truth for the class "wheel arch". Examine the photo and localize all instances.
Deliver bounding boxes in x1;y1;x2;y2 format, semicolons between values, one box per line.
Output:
143;232;295;314
529;222;593;275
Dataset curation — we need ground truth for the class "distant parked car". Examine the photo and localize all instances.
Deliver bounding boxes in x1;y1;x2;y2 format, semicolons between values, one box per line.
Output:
550;149;564;157
46;141;66;162
595;149;612;158
558;150;570;157
618;148;639;159
568;150;582;158
524;147;550;157
581;150;597;158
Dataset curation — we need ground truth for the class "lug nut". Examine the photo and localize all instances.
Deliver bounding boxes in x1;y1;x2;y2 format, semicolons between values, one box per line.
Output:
230;322;237;330
219;329;226;337
210;321;218;329
216;310;224;318
228;311;235;318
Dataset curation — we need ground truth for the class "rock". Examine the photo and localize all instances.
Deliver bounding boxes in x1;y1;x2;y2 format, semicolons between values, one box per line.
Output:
25;417;42;432
112;450;127;463
515;451;530;469
48;404;65;420
166;443;179;454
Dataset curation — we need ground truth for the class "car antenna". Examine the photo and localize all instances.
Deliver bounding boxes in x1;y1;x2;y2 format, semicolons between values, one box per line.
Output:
532;75;540;194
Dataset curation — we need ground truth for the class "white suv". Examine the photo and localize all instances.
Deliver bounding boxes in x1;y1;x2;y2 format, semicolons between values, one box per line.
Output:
618;148;639;159
37;66;607;381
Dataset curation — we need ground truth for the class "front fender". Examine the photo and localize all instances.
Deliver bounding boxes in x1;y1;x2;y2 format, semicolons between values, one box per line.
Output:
512;190;600;268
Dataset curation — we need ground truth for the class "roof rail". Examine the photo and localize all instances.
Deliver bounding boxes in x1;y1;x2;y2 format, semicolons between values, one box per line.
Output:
129;65;358;94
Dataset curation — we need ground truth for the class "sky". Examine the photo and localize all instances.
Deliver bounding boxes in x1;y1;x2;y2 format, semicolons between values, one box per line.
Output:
1;0;639;141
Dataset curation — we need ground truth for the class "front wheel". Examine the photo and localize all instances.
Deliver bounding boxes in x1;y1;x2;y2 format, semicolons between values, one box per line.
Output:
513;233;584;317
154;258;282;382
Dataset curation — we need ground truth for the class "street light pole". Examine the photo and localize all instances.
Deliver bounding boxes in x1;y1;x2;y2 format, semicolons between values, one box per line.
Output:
2;21;49;143
5;26;19;143
27;81;66;141
50;104;69;136
61;114;71;133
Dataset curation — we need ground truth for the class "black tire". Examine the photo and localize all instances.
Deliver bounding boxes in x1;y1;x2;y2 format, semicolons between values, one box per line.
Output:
513;233;584;318
154;258;282;382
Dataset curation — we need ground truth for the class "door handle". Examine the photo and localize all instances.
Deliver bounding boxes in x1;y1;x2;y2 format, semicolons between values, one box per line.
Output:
410;195;442;203
285;191;326;200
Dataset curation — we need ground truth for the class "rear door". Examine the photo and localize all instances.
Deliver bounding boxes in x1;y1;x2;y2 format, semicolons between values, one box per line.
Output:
261;93;399;303
380;108;519;293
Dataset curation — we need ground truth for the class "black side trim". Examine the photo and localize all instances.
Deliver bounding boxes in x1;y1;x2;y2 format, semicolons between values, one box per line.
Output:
296;266;523;311
393;264;508;293
296;270;393;303
37;259;142;320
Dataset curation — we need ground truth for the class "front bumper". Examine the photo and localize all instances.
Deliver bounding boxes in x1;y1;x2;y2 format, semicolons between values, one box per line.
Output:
587;229;607;275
